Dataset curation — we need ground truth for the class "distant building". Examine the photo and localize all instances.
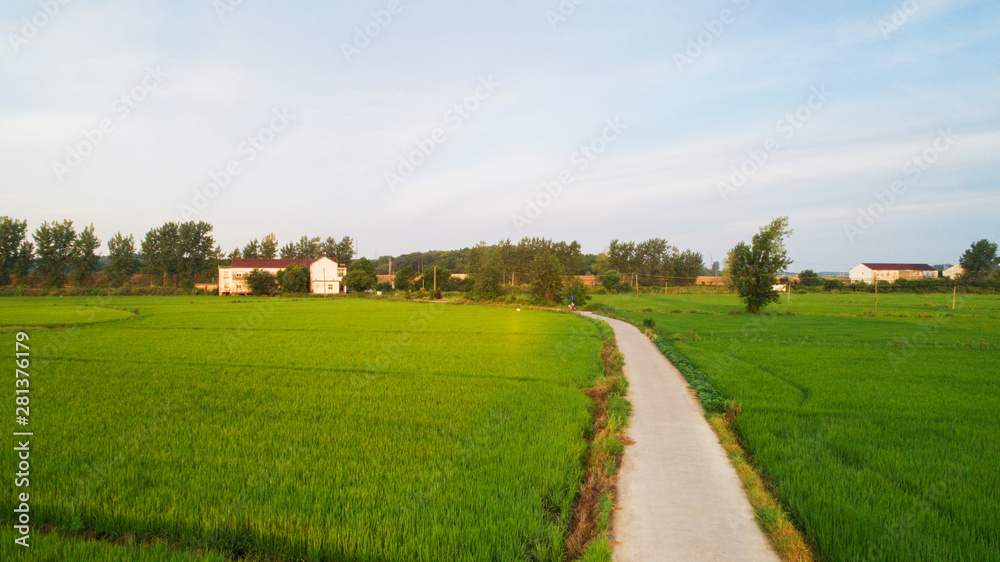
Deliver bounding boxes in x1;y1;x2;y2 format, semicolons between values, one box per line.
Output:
943;264;964;279
218;257;345;295
849;263;938;284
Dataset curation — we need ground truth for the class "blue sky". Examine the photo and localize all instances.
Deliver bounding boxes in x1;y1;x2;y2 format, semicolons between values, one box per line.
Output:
1;0;998;272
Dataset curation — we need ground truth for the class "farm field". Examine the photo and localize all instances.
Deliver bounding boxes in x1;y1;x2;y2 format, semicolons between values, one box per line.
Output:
592;292;1000;561
1;297;605;561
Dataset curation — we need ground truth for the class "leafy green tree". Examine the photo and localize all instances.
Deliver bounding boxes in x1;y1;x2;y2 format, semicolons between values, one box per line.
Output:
34;220;77;288
468;247;505;300
71;224;101;287
822;278;845;291
276;264;309;293
562;277;590;306
342;257;376;292
141;222;216;286
553;240;584;275
279;242;296;259
140;224;175;285
671;249;704;286
343;269;375;292
959;239;999;283
0;216;28;286
294;236;322;259
726;217;793;314
227;248;241;260
798;269;821;286
245;268;278;296
350;257;376;277
530;250;564;302
608;239;637;279
260;233;279;259
497;238;515;283
14;241;33;279
105;233;137;287
242;239;261;259
434;268;452;291
179;221;217;283
394;266;417;292
321;237;338;260
601;270;621;292
591;252;611;276
334;236;355;267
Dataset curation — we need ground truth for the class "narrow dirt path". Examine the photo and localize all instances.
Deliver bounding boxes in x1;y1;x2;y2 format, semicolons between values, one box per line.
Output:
580;312;778;562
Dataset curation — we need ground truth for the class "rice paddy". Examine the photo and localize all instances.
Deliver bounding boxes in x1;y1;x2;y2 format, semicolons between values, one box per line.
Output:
593;292;1000;561
1;297;605;561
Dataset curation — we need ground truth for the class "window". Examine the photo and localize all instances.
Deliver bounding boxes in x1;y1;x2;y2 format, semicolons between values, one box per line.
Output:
328;284;333;290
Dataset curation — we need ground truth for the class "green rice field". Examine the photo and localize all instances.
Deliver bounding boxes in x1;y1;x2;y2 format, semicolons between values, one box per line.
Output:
1;297;605;561
593;292;1000;561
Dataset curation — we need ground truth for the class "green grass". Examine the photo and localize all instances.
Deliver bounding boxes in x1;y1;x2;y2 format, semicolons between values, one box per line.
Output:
0;299;134;327
0;526;230;561
592;292;1000;561
2;297;605;561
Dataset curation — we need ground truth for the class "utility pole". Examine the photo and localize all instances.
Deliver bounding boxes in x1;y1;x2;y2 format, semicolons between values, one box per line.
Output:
433;266;437;293
874;275;879;316
389;257;394;289
952;282;957;310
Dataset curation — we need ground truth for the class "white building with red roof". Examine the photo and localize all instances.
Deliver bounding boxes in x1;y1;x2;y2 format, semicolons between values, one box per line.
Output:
849;263;939;284
218;257;345;295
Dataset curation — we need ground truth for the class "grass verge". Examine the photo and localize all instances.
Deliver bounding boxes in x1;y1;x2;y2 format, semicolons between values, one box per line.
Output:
567;318;632;561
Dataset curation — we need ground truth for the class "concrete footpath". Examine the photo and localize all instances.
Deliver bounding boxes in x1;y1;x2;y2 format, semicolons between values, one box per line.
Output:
580;312;778;562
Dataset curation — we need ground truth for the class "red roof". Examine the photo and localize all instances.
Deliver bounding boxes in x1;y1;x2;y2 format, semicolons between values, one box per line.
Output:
228;258;335;269
861;263;936;271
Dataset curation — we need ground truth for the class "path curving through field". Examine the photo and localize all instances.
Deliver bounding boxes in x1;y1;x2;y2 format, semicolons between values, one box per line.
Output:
580;312;778;562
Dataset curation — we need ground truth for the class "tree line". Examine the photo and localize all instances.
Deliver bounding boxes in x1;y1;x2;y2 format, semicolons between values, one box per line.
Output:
459;237;704;304
603;238;704;286
225;234;356;266
0;216;358;289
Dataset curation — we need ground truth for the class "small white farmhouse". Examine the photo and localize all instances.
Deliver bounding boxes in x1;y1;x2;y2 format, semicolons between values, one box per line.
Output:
849;263;938;284
218;257;346;295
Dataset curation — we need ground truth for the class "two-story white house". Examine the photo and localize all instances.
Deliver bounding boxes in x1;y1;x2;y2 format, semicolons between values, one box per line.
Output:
218;257;346;295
